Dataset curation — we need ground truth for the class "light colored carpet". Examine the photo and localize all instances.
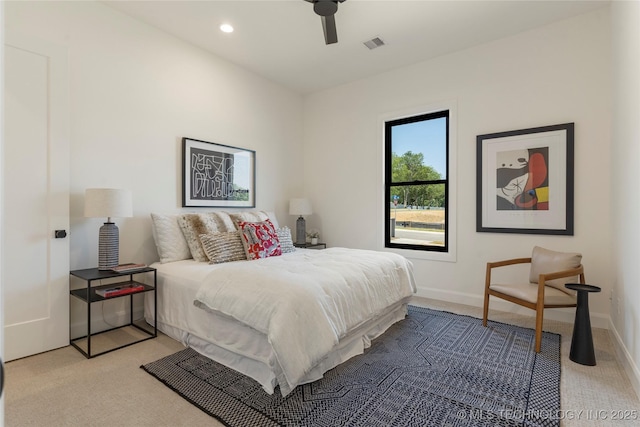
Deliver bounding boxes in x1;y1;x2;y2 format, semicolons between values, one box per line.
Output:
4;297;640;427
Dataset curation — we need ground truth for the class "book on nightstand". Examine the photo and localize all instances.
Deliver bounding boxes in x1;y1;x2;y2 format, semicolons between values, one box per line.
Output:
95;284;145;298
110;263;147;273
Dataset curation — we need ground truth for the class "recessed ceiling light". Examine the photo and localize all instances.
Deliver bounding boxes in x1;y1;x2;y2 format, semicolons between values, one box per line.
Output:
220;24;234;33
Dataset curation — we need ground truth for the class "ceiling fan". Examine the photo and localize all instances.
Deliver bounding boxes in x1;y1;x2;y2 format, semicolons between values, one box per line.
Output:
304;0;346;45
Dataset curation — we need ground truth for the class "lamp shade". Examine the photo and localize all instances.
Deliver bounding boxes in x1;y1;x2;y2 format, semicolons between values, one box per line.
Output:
289;198;313;216
84;188;133;219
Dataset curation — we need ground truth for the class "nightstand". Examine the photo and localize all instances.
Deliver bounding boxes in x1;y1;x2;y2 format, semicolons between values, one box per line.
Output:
294;242;327;249
69;267;157;358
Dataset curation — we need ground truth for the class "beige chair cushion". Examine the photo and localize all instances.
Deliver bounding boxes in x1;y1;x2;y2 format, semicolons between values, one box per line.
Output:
490;283;577;305
529;246;581;294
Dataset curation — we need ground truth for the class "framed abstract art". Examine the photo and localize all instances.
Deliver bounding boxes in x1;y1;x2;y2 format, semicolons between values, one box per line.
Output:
182;137;256;208
476;123;574;235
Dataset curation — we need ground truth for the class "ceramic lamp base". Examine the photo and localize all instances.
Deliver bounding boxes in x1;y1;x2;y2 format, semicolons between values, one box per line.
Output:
296;216;306;245
98;222;119;270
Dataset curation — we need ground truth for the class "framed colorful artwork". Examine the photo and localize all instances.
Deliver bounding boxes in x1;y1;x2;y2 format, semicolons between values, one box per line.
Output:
476;123;574;235
182;137;256;208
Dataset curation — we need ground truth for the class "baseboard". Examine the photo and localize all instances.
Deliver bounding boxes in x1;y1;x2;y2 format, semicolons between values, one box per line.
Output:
608;318;640;401
415;286;610;329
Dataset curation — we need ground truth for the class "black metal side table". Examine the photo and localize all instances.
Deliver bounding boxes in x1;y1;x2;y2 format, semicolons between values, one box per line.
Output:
565;283;601;366
294;242;327;249
69;267;157;358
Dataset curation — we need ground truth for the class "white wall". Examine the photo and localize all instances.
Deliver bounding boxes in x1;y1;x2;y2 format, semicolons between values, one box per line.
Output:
3;0;638;396
5;1;304;335
5;1;304;270
610;0;640;398
0;1;5;423
303;8;612;325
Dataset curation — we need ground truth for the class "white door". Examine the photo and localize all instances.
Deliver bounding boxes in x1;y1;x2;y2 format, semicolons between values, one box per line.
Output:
3;34;70;361
1;2;6;418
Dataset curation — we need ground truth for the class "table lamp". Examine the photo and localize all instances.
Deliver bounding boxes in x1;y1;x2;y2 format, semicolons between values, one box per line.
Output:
84;188;133;270
289;198;313;245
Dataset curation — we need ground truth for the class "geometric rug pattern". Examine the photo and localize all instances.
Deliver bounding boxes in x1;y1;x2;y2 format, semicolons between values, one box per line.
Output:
142;306;560;427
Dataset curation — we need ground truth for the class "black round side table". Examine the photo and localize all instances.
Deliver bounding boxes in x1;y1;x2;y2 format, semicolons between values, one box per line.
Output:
565;283;601;366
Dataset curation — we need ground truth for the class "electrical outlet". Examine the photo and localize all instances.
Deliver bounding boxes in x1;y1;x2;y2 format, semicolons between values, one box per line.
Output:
617;296;622;317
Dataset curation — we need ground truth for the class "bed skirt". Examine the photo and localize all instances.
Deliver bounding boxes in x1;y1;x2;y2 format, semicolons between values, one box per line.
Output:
146;299;410;395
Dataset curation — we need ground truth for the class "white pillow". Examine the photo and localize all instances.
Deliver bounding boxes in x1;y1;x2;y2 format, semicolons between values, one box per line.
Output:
150;213;192;263
264;211;280;229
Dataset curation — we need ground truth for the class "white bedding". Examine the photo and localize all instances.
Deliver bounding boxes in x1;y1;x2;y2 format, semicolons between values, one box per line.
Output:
144;259;288;390
193;247;416;396
144;248;416;396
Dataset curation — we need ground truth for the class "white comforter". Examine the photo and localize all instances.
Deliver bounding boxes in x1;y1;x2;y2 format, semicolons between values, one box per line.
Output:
194;247;416;396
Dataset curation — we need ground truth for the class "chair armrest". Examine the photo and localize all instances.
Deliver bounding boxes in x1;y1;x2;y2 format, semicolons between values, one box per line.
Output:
538;265;585;283
487;257;532;269
536;265;585;306
485;257;532;291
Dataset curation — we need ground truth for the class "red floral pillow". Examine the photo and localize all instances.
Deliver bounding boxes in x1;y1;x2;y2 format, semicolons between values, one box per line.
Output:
238;219;282;260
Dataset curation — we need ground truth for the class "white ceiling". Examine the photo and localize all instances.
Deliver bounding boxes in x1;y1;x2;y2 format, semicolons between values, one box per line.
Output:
104;0;609;95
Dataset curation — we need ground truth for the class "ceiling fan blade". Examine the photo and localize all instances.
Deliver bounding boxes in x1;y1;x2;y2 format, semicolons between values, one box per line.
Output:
321;14;338;44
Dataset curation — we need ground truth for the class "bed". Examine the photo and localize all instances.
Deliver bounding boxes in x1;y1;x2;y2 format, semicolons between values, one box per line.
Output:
144;211;416;396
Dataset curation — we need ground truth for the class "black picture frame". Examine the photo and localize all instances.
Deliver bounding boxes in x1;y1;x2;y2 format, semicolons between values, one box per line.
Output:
182;137;255;208
476;123;574;235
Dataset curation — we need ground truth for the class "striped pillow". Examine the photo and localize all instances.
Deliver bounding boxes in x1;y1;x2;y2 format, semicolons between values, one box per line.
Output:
178;212;236;262
277;226;296;253
199;232;247;264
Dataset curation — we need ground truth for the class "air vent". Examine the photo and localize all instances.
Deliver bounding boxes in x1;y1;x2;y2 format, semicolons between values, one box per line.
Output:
363;37;385;50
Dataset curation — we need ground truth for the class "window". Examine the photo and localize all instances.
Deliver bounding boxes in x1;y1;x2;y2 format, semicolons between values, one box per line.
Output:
385;110;449;252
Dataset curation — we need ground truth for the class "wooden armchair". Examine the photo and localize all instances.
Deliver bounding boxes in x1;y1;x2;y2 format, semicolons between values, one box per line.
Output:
483;246;585;353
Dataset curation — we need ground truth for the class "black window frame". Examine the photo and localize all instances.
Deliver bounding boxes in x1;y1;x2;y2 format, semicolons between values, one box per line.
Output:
384;110;450;252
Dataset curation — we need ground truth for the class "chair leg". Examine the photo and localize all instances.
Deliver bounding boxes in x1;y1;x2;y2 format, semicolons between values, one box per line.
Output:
483;264;491;327
535;304;544;353
483;292;489;327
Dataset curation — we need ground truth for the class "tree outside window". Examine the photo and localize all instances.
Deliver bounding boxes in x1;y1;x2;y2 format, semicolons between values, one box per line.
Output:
385;110;449;252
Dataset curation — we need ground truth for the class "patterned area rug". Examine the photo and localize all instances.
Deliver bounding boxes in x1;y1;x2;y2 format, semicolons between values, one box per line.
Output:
141;306;560;427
